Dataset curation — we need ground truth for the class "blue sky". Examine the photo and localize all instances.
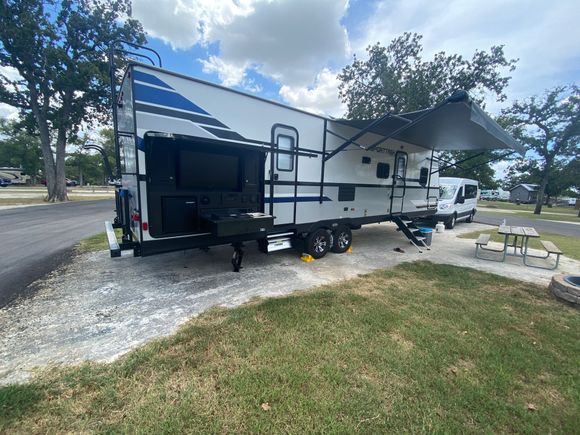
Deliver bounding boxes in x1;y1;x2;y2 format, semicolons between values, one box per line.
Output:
0;0;578;178
121;0;579;120
1;0;578;120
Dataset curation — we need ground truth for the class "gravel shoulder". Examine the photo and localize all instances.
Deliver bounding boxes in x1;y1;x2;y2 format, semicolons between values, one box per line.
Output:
1;222;578;385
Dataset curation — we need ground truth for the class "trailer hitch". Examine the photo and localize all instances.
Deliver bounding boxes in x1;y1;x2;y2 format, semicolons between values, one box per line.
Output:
231;243;245;272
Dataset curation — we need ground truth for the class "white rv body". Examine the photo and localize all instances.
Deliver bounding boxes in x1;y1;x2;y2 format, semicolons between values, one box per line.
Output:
112;64;439;259
106;52;522;268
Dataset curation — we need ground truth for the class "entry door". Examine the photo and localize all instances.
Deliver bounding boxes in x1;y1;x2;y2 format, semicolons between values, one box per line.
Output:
269;125;298;225
391;152;407;215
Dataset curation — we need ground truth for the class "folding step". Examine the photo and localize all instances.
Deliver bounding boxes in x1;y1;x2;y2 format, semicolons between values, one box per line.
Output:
265;232;294;253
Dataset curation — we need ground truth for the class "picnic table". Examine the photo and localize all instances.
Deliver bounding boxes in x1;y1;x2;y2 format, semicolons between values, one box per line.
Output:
498;225;540;257
475;225;562;269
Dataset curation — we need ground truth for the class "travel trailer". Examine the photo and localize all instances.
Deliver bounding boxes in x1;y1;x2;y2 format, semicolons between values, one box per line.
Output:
433;177;479;229
0;167;30;185
104;43;524;271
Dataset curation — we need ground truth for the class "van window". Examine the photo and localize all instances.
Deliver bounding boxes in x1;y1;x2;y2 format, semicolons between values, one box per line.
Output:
276;135;294;171
465;184;478;199
439;184;457;200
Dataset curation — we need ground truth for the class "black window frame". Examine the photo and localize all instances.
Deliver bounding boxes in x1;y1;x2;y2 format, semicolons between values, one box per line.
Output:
465;184;478;199
376;162;390;179
419;167;429;186
276;134;295;172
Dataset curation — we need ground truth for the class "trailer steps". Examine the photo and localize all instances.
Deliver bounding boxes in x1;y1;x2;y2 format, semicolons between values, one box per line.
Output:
263;232;294;253
392;216;431;253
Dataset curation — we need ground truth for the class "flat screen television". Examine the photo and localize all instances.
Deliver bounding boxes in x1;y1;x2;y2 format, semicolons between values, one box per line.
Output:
179;149;240;191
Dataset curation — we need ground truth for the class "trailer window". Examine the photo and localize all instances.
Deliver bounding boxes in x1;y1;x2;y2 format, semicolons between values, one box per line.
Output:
419;167;429;186
376;162;389;179
276;135;294;171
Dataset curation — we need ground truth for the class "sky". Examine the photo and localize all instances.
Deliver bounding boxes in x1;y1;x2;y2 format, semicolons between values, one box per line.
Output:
1;0;579;175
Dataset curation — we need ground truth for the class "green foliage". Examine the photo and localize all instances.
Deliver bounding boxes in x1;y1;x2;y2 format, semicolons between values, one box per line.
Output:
0;120;42;181
338;33;517;119
337;32;518;186
1;262;578;432
0;0;145;200
439;150;501;189
499;85;580;213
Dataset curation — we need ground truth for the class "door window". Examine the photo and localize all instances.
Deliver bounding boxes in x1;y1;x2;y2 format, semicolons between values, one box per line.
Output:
395;154;407;181
276;135;294;171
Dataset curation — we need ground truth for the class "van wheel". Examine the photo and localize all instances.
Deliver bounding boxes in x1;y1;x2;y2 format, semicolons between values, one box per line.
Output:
306;229;331;259
331;225;352;253
445;213;456;229
466;210;475;223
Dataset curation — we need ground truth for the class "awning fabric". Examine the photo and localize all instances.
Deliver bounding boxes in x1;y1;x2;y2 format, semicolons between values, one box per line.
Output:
333;91;525;156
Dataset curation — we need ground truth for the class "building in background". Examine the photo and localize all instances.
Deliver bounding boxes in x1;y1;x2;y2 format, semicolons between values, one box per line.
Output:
509;184;538;203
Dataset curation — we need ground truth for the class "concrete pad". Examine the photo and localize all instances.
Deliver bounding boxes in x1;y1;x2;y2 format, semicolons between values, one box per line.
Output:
1;222;578;385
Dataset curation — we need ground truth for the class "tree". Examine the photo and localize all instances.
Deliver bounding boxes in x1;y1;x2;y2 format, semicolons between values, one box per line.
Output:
498;85;580;214
0;119;42;182
0;0;145;201
338;33;517;118
337;33;518;184
437;150;500;189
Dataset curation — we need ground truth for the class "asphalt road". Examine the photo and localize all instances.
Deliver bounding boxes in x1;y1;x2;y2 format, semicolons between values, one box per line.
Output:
475;210;580;237
0;200;114;307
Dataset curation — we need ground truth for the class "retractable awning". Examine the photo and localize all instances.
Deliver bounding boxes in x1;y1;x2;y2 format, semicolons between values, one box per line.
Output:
331;90;525;158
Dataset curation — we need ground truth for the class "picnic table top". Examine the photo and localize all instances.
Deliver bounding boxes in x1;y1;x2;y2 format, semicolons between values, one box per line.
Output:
498;225;540;238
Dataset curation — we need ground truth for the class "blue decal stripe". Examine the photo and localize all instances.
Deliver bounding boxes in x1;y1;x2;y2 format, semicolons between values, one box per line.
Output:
133;70;174;90
134;83;209;115
265;196;332;203
200;126;246;141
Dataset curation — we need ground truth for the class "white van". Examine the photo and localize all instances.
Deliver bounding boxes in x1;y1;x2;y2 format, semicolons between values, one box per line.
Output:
434;177;479;229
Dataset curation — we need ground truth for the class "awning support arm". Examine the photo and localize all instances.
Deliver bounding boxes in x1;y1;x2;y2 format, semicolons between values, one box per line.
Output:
324;111;394;162
429;154;465;171
366;97;454;151
432;152;486;174
325;129;368;153
431;151;515;175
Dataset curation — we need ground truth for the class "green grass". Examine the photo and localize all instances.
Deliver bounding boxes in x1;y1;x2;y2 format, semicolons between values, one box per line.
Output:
479;201;577;214
0;196;113;206
75;230;122;253
1;261;578;433
459;229;580;261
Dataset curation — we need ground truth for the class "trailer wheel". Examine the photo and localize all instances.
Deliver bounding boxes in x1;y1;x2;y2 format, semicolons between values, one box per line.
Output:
331;225;352;253
306;229;331;259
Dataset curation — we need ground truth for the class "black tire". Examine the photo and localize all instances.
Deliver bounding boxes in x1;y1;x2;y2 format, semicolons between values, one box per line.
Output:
445;213;456;229
306;228;331;259
466;209;475;223
331;225;352;253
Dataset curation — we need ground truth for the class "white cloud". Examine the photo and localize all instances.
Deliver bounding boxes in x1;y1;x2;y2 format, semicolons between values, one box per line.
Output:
200;55;249;87
206;0;349;87
0;65;22;83
279;68;346;116
0;103;19;120
132;0;256;50
354;0;580;112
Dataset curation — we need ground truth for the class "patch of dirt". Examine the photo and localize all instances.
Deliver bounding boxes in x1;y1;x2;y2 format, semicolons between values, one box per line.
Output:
388;331;414;352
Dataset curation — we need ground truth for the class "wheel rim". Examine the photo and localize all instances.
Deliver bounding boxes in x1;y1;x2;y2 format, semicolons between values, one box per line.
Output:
337;231;350;249
451;216;456;226
313;235;327;253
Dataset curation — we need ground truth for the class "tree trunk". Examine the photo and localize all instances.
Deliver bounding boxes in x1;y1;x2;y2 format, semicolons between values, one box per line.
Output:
54;136;68;202
534;176;549;215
